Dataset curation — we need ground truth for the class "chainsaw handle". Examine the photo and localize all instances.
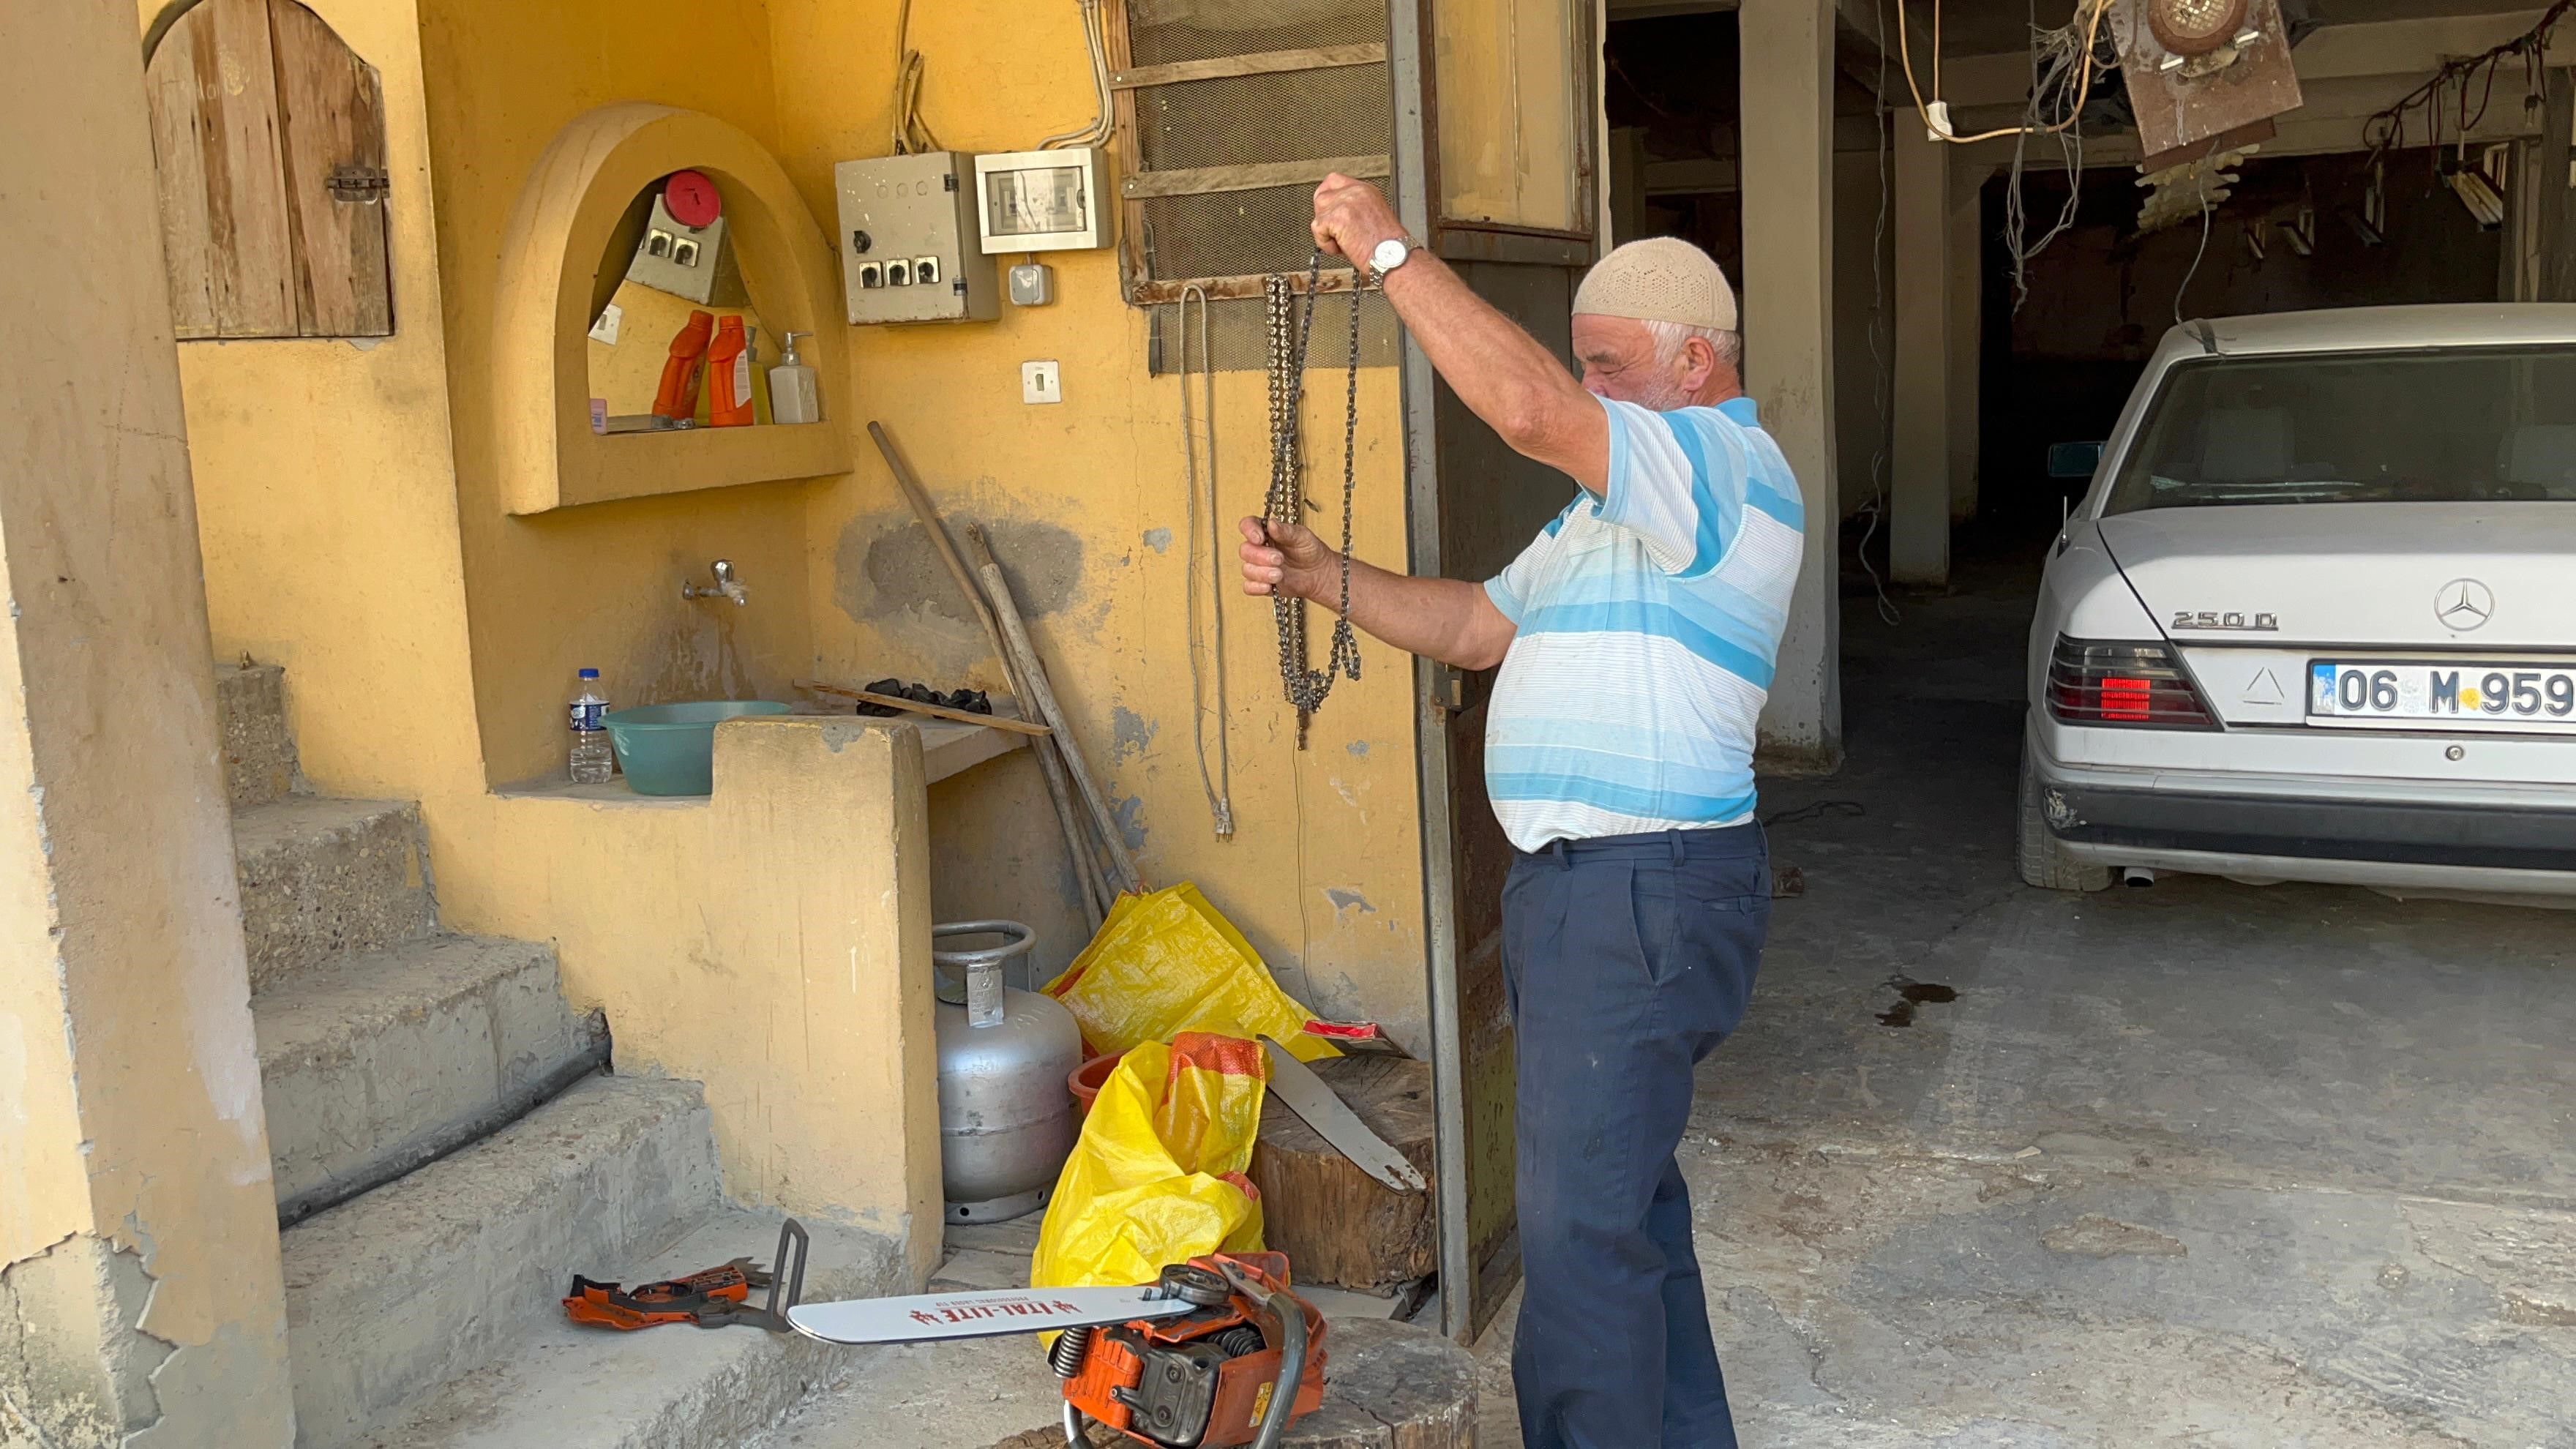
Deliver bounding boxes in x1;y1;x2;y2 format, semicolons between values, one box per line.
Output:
1214;1260;1307;1449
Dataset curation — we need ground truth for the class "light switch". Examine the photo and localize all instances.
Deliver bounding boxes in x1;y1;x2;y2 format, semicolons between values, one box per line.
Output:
1022;360;1062;405
587;302;622;345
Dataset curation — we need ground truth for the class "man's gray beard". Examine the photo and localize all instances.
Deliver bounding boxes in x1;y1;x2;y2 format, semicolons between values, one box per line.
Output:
1631;375;1693;411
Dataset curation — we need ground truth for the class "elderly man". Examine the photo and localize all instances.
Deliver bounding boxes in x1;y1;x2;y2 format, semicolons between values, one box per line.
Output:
1241;177;1803;1448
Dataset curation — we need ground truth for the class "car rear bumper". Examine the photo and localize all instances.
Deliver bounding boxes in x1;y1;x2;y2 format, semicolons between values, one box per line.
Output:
2029;723;2576;894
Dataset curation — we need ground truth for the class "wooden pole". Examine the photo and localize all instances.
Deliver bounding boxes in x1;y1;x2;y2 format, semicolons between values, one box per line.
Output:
970;532;1145;896
869;421;1111;929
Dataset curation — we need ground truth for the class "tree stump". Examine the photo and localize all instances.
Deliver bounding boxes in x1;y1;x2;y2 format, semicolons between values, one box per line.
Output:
980;1318;1475;1449
1246;1056;1437;1294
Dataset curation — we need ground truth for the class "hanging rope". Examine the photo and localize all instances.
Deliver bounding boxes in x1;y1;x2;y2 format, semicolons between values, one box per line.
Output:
1263;252;1363;749
1178;285;1235;839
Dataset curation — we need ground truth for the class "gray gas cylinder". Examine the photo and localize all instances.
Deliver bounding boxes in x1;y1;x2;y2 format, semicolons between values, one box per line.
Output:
932;919;1083;1223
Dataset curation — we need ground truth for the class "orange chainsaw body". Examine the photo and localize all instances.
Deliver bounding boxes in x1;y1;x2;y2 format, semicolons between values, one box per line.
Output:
1063;1253;1328;1448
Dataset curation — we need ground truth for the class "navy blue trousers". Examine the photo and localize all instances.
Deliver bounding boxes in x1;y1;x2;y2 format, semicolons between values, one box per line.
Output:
1501;824;1768;1449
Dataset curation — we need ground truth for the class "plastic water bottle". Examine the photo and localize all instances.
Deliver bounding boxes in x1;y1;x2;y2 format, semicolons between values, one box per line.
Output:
569;667;613;784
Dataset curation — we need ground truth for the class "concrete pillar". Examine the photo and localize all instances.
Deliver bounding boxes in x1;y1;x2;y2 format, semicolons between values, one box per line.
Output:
1947;162;1985;521
0;0;297;1442
1738;0;1842;769
1890;119;1951;585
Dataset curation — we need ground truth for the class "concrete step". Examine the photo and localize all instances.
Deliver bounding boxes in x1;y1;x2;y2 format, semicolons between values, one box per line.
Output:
235;795;438;989
217;659;300;809
282;1074;722;1449
349;1209;910;1449
256;935;602;1212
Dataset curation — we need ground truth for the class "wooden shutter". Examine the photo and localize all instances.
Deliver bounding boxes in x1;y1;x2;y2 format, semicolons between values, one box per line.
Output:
146;0;392;340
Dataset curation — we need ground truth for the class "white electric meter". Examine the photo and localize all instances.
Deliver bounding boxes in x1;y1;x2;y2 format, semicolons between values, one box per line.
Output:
973;147;1112;255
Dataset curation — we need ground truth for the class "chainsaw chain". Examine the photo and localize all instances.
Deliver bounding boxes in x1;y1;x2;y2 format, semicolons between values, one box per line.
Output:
1263;250;1364;743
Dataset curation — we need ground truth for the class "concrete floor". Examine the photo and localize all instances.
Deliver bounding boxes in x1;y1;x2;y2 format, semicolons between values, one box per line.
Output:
1630;541;2576;1447
765;539;2576;1447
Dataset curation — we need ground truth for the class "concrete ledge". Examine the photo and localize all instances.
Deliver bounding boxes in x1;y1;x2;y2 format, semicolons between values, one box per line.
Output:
353;1210;909;1449
235;795;438;989
255;935;596;1207
283;1075;721;1449
217;660;299;808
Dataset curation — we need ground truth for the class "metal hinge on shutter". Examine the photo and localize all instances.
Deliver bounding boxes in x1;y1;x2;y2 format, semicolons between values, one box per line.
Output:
326;165;390;203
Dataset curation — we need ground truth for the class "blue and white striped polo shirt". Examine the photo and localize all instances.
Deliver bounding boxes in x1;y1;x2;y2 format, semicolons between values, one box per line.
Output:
1480;394;1806;853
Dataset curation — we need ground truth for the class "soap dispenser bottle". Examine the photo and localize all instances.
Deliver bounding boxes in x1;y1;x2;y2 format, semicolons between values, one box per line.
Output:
769;330;820;424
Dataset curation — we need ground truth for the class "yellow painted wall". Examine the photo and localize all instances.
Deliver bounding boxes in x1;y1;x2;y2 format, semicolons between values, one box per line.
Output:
8;0;296;1436
157;0;1439;1280
768;0;1434;1046
160;0;487;804
418;0;817;787
437;720;943;1275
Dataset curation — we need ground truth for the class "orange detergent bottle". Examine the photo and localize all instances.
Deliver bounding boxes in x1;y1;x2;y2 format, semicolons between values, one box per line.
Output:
706;316;755;427
652;310;715;421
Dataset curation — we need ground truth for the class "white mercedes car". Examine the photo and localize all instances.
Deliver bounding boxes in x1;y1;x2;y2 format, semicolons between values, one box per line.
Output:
2022;304;2576;900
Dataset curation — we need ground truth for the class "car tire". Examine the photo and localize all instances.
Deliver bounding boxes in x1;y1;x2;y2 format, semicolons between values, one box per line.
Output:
2018;746;2113;892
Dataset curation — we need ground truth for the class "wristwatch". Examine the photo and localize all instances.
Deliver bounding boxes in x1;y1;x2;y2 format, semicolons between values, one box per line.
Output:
1368;235;1415;281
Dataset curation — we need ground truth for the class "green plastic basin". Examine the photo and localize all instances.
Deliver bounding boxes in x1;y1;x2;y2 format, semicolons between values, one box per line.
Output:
602;700;790;795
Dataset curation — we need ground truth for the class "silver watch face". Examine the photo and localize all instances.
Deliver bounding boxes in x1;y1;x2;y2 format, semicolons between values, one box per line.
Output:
1371;237;1410;273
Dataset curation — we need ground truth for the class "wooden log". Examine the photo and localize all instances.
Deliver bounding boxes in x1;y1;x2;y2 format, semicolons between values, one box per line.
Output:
867;422;1109;929
983;1319;1475;1449
1248;1057;1438;1295
973;542;1145;896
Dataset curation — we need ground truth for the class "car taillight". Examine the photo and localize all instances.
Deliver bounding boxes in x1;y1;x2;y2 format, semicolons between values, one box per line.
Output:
2047;637;2217;728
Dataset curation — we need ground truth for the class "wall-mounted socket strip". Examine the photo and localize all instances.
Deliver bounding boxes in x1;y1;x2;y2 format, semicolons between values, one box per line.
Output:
834;151;999;324
1022;360;1062;405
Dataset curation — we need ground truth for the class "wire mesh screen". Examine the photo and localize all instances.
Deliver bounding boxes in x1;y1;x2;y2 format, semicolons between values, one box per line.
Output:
1147;290;1398;376
1139;184;1358;284
1112;0;1397;368
1134;68;1390;173
1126;1;1386;67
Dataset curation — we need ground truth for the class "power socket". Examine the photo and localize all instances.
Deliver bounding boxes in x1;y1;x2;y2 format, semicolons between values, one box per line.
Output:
1022;359;1062;405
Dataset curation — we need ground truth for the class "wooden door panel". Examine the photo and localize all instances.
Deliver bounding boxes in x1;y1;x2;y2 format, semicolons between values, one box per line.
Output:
269;0;392;336
1423;258;1575;1340
145;0;389;340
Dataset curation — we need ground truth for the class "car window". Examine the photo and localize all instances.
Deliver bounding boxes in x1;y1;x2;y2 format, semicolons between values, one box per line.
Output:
2103;345;2576;513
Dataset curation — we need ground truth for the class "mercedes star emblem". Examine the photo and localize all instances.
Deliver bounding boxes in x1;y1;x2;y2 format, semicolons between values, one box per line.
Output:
2435;578;2495;631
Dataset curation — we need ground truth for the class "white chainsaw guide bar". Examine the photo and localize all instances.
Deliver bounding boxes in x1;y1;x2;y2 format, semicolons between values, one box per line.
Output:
787;1282;1196;1346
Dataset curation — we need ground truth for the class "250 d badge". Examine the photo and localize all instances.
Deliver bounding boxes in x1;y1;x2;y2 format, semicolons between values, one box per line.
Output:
2171;610;2279;632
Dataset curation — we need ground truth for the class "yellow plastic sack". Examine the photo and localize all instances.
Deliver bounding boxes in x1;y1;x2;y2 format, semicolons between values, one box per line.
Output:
1032;1033;1269;1291
1041;883;1338;1063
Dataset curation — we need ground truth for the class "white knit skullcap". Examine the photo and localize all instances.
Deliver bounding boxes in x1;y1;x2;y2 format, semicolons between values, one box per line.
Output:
1573;237;1737;334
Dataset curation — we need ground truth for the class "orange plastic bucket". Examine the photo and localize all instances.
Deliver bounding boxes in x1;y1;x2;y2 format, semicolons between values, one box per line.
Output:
1068;1052;1122;1115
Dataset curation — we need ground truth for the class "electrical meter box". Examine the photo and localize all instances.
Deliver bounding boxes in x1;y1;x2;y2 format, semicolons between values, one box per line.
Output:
834;151;998;324
973;146;1113;255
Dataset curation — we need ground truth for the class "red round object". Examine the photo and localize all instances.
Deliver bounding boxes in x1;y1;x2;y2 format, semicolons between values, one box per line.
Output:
663;170;722;228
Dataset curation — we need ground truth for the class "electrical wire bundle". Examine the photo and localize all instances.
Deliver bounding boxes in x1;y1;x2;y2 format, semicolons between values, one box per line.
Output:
2360;0;2576;176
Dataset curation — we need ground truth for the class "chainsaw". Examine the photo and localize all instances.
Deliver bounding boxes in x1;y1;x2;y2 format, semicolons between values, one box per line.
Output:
787;1251;1327;1449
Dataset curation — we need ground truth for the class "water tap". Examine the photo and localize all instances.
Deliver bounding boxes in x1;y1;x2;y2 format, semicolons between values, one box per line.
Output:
681;558;748;605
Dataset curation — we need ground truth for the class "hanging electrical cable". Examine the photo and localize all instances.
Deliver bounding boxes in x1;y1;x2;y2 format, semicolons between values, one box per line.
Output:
1040;0;1117;149
1892;0;2114;146
890;0;941;155
2173;173;2215;328
1177;285;1235;839
2361;0;2574;172
1857;0;1901;627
